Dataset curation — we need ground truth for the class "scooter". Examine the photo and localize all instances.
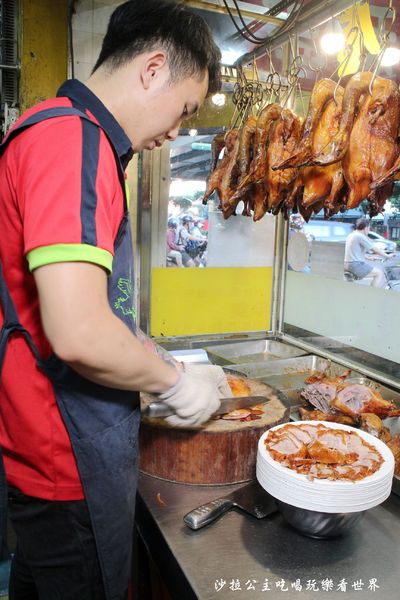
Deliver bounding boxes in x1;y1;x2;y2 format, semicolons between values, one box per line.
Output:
344;256;400;291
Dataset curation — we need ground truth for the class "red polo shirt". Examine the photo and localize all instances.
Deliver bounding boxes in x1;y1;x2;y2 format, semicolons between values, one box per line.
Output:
0;80;132;500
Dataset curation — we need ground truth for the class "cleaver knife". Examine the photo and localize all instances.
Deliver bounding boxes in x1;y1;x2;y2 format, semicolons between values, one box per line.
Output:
183;480;278;530
145;395;268;419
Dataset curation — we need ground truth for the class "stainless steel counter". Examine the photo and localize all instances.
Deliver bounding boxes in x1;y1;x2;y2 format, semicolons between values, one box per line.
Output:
135;473;400;599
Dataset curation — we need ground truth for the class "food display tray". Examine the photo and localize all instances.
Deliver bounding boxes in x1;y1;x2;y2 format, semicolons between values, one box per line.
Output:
204;339;307;366
224;355;362;406
225;355;400;496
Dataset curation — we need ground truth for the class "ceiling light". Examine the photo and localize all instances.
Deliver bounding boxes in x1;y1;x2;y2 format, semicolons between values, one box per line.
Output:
381;47;400;67
320;32;345;55
188;128;198;137
211;93;226;107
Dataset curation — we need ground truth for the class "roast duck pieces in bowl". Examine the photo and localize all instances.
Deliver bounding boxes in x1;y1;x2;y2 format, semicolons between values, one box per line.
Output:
298;370;400;476
265;422;384;482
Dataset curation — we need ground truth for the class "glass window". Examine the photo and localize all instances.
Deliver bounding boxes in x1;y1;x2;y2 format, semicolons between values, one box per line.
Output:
166;133;212;268
166;132;276;269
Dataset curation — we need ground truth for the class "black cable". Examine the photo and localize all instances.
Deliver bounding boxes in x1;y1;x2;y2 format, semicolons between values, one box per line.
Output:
222;0;268;44
229;0;272;43
232;0;303;43
222;0;304;46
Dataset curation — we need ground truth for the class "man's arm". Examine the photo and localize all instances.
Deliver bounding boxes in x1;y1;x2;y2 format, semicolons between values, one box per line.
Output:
134;326;181;369
33;262;178;394
371;244;393;259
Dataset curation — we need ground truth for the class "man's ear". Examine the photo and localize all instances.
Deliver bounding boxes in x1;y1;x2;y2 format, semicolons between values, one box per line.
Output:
141;51;168;90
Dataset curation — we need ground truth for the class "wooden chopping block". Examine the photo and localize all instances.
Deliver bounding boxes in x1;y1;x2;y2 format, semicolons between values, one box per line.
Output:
139;375;290;485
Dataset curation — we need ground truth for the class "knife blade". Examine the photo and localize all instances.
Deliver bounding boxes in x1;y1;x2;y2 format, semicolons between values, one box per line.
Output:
183;480;278;530
144;395;269;419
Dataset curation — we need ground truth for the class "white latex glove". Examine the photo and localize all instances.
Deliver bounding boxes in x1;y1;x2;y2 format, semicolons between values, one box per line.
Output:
158;371;221;427
182;364;233;398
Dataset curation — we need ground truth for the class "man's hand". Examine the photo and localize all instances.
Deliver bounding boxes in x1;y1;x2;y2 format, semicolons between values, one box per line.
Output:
158;371;221;427
183;364;232;397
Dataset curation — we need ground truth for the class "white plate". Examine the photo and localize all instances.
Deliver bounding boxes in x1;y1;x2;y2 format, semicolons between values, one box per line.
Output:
256;421;395;513
287;232;310;271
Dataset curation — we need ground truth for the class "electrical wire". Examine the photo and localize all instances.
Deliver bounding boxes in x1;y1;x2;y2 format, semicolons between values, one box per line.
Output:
221;0;305;47
222;0;268;44
225;0;274;43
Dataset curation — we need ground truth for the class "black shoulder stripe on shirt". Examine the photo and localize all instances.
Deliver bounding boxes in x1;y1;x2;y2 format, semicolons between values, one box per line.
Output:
79;115;100;246
1;105;102;247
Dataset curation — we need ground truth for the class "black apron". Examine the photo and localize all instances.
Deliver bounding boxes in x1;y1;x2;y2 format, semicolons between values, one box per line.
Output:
0;107;140;600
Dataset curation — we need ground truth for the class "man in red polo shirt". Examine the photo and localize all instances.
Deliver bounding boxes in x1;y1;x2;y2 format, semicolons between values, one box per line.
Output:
0;2;228;598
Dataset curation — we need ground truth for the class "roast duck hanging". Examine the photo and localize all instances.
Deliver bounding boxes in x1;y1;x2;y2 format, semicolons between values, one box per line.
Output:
203;72;400;222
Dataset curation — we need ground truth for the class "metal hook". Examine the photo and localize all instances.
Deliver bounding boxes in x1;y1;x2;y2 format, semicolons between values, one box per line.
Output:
281;56;304;108
379;5;396;41
265;71;282;94
308;28;327;83
296;81;306;116
368;4;396;95
330;25;360;103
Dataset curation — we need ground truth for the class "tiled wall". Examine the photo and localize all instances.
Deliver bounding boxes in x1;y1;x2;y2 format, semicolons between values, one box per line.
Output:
72;0;120;81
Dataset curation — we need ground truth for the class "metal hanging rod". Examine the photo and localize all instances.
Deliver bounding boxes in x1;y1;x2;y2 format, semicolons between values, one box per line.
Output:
0;64;20;71
183;0;285;26
237;0;354;65
267;0;299;17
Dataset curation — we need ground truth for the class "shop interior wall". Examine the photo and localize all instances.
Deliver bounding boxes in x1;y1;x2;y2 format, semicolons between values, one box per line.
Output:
20;0;68;111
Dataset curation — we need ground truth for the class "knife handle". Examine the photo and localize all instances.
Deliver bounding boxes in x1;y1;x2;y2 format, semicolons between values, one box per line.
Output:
145;403;172;418
183;498;234;530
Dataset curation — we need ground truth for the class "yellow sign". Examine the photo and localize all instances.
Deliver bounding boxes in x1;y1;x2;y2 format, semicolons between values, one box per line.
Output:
151;267;273;337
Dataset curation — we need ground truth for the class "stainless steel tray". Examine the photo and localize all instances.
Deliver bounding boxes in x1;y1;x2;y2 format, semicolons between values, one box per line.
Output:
170;349;210;364
205;339;307;366
224;355;362;406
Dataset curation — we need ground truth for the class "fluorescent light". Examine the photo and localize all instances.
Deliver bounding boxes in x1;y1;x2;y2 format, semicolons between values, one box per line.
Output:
191;143;212;151
381;47;400;67
211;93;226;107
320;32;345;55
221;48;242;65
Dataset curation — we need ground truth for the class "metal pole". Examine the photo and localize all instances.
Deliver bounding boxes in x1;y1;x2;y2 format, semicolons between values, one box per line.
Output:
237;0;353;66
270;39;295;336
137;151;153;334
183;0;284;26
0;64;20;71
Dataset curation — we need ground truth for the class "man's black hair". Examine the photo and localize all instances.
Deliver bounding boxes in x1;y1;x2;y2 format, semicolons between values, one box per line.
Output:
355;217;370;230
92;0;221;96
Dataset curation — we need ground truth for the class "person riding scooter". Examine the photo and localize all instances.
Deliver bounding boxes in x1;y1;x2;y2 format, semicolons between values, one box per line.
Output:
179;214;207;263
166;217;194;267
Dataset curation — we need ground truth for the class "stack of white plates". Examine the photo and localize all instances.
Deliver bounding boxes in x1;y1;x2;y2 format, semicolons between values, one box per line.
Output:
257;421;395;513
